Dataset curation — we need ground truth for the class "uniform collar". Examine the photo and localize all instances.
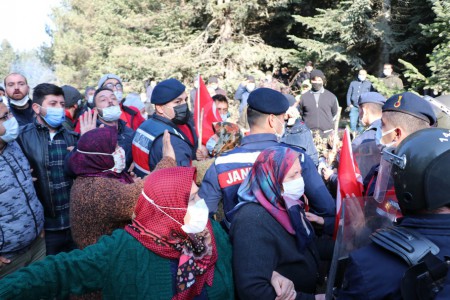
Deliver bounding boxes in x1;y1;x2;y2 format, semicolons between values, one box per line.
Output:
240;133;278;146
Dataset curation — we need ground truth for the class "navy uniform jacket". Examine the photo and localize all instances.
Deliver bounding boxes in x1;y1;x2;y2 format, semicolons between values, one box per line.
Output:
199;133;336;235
338;214;450;299
282;118;319;165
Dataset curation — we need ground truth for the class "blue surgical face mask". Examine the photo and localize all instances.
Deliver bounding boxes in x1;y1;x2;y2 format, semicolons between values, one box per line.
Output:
0;117;20;142
220;113;229;121
206;136;217;155
41;106;65;128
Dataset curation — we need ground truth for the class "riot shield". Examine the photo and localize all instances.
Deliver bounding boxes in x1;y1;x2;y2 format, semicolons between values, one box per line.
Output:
352;140;381;182
326;195;393;299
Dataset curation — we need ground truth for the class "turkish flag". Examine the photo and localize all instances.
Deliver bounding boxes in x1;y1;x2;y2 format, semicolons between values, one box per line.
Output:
193;75;221;145
334;129;364;239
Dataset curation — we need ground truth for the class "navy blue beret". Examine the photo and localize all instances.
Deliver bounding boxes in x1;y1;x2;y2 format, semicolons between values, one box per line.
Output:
151;79;186;105
382;92;437;126
358;92;386;106
248;88;289;115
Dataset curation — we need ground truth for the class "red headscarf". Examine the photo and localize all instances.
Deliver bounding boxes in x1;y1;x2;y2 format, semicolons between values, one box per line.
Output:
68;127;134;184
125;167;217;300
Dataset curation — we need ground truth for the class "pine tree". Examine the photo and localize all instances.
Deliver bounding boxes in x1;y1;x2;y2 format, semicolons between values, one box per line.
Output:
50;0;301;91
0;40;16;81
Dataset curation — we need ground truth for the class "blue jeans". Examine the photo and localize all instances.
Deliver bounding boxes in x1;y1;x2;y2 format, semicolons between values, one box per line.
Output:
349;106;363;132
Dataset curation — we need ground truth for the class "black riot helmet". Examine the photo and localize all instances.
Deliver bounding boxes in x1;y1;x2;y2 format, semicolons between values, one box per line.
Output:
382;128;450;214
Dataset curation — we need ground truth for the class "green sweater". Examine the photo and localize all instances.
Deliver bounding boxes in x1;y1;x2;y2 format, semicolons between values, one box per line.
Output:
0;221;234;300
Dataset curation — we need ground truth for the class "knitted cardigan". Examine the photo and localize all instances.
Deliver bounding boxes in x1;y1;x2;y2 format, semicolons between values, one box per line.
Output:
0;221;234;300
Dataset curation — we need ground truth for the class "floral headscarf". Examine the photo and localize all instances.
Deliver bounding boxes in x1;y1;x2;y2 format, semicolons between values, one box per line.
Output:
212;122;242;157
232;146;314;251
125;167;217;300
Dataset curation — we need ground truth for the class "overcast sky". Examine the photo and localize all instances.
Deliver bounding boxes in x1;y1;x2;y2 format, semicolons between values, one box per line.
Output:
0;0;61;51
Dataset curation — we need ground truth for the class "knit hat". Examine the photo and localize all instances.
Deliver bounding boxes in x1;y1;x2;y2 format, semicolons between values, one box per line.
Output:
310;69;325;81
61;85;82;108
151;78;186;105
98;74;122;88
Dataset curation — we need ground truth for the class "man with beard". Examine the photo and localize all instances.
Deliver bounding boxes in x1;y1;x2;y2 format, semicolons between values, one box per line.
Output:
4;73;34;126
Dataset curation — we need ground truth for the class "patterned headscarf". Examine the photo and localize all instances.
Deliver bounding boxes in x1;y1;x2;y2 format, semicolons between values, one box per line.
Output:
125;167;217;300
68;127;134;184
234;146;314;251
212;122;243;157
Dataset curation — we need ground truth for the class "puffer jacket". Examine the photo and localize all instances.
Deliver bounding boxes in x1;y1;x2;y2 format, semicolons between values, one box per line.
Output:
16;119;78;218
0;141;44;256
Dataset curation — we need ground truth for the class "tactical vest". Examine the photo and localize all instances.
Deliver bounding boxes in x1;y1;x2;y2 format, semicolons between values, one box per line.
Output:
132;117;185;177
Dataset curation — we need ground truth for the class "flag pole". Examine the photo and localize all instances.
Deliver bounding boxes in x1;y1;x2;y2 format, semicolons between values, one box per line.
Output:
196;74;201;134
198;108;204;148
332;107;342;153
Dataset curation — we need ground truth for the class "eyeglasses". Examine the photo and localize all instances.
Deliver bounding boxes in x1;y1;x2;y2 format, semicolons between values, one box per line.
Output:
0;111;11;122
104;83;123;90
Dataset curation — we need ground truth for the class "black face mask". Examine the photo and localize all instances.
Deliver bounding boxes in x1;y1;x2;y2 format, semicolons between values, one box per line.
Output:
172;103;190;125
311;82;323;92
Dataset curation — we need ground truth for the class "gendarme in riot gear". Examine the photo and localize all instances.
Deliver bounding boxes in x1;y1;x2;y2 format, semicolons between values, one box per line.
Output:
337;127;450;300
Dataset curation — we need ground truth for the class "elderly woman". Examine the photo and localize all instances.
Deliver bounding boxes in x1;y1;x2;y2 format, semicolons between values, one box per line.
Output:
229;146;325;300
0;166;233;299
68;127;176;249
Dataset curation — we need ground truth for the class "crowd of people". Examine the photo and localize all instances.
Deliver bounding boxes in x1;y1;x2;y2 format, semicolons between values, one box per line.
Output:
0;62;449;300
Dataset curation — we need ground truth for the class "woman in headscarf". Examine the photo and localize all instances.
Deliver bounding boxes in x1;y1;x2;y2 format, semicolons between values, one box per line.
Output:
68;127;175;249
229;146;325;300
0;167;233;300
195;122;243;184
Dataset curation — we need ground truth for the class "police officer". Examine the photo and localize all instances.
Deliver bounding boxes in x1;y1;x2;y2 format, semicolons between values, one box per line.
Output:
132;78;199;177
338;127;450;299
366;92;436;220
199;88;336;235
351;92;386;181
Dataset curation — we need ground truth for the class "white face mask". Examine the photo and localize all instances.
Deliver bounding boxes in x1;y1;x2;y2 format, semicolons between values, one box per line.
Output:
87;95;94;104
182;199;209;234
100;105;122;122
380;127;396;148
141;191;209;234
77;146;126;173
0;117;20;143
274;117;286;141
246;83;256;92
114;91;123;102
220;113;228;121
9;95;29;107
110;147;126;173
358;75;366;81
383;69;392;77
282;177;305;200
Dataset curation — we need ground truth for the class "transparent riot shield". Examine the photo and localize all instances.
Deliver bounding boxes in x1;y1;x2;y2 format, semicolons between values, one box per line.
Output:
326;195;393;299
352;140;381;183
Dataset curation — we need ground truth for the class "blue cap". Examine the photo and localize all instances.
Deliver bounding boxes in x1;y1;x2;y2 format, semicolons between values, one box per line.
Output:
151;78;186;105
358;92;386;106
98;74;122;88
382;92;437;126
248;88;289;115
